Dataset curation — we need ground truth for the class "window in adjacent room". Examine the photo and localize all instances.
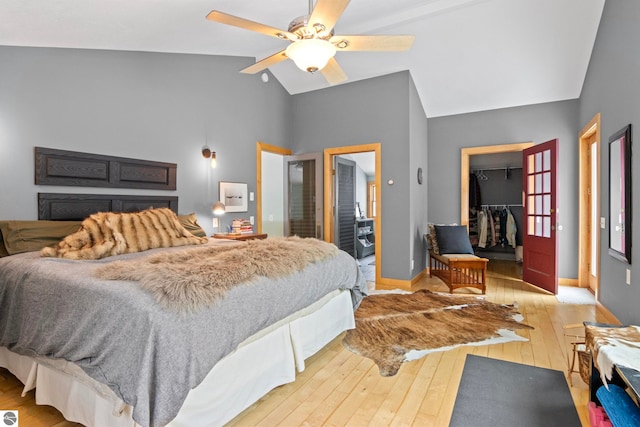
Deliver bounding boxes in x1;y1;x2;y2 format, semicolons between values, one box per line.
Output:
367;181;376;218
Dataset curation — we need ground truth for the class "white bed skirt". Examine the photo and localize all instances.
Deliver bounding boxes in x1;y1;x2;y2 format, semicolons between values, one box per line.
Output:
0;290;355;427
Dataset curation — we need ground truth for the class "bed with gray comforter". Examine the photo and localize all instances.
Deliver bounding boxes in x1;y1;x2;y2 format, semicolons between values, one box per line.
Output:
0;238;366;427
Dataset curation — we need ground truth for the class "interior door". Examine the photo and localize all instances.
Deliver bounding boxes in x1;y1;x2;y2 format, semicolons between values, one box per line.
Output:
334;156;356;257
522;139;559;294
284;153;323;238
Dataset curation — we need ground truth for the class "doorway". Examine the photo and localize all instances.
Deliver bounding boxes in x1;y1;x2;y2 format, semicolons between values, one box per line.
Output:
461;143;534;281
284;152;323;238
578;113;601;297
461;143;534;226
256;142;291;236
324;143;382;285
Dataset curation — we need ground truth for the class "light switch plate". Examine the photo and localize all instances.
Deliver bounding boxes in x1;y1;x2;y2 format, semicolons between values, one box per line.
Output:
250;216;254;225
626;269;631;285
249;192;254;201
601;217;606;229
212;218;218;228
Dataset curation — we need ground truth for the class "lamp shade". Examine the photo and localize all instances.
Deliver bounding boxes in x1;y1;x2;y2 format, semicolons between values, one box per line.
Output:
285;39;336;73
212;201;226;216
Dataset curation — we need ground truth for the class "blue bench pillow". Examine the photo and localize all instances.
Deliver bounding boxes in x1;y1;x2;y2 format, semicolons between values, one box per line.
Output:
434;225;474;255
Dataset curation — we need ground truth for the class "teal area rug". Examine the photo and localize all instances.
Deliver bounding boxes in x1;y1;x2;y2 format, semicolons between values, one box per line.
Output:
450;355;581;427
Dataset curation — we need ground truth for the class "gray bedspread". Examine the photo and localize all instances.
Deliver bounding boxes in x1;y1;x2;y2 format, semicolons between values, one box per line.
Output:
0;238;366;427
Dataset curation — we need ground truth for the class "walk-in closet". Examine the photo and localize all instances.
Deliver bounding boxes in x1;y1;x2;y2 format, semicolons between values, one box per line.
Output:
469;152;524;263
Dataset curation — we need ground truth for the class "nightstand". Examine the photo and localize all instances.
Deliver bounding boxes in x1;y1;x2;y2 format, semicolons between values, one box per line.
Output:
212;233;268;241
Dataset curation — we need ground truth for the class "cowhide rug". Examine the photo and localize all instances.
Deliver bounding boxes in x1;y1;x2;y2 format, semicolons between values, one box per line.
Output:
342;290;533;376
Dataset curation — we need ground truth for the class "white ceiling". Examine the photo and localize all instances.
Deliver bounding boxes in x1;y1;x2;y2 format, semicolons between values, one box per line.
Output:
0;0;605;117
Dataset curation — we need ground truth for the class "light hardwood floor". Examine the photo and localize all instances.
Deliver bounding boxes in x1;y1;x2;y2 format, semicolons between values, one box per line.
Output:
0;260;617;426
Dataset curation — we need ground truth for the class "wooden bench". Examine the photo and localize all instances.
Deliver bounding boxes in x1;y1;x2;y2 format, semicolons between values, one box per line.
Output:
429;251;488;294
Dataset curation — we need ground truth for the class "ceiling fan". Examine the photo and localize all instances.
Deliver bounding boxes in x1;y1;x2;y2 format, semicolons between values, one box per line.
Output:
206;0;415;85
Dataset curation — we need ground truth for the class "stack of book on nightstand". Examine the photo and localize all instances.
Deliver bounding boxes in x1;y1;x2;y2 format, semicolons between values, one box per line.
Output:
231;218;253;234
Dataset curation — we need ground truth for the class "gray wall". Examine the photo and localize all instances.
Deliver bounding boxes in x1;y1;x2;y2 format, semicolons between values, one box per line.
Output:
427;100;579;279
0;46;292;235
579;0;640;324
409;77;429;275
291;72;417;280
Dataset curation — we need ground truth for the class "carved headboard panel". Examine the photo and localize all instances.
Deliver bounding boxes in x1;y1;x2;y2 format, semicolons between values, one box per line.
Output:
37;193;178;220
35;147;177;190
38;193;179;220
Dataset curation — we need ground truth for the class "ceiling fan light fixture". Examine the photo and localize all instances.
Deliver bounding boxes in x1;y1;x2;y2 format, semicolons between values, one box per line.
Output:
285;38;336;73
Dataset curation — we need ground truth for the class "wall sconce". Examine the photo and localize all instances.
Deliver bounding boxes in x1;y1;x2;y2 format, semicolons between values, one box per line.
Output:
202;146;217;169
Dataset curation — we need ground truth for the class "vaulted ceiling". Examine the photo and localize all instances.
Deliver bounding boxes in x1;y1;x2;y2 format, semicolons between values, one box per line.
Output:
0;0;605;117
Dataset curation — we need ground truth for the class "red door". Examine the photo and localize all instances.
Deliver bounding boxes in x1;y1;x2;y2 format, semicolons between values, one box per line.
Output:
522;139;559;294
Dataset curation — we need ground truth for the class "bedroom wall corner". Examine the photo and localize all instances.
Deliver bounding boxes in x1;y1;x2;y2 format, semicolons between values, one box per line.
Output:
291;71;413;281
578;0;640;324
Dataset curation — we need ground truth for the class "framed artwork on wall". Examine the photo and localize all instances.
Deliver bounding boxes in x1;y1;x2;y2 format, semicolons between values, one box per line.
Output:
219;181;248;213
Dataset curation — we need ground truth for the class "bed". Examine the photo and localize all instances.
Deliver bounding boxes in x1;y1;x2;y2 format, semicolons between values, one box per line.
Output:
0;200;366;427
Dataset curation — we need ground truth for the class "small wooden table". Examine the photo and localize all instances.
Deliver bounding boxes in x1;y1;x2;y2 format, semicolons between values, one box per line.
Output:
212;233;268;241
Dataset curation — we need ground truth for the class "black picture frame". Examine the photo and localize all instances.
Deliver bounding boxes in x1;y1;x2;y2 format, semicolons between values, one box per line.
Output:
608;124;632;263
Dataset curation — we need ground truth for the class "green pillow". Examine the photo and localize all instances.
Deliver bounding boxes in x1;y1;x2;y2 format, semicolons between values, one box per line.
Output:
177;213;207;238
0;220;82;256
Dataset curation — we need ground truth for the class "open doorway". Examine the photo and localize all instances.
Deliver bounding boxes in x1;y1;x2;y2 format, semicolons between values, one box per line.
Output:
578;113;601;298
468;152;524;262
324;143;382;285
461;143;534;280
256;142;292;236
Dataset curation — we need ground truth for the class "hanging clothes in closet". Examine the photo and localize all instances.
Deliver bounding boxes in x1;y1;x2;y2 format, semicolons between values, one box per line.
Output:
468;173;483;247
476;206;518;249
477;208;488;248
505;207;517;248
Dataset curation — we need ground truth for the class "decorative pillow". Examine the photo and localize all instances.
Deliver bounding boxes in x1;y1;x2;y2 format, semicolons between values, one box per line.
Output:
177;213;207;238
434;225;474;255
426;223;458;254
426;224;439;254
0;220;82;257
41;207;208;260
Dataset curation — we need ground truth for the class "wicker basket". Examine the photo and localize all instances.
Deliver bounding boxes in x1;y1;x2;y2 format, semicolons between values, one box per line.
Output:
577;344;591;385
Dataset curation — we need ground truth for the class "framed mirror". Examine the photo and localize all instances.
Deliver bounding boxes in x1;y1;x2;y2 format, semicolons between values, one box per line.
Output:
608;124;632;263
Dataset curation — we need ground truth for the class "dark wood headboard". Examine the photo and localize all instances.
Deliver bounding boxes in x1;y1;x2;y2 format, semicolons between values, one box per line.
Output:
38;193;179;220
35;147;177;190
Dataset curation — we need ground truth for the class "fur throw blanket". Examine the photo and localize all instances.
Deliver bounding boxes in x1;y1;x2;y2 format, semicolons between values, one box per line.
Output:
41;208;208;260
95;236;339;311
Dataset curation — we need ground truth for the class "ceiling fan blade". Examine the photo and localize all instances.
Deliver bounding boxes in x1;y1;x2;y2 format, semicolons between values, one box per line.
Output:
240;49;288;74
309;0;350;34
321;57;348;85
330;35;415;51
206;10;298;41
